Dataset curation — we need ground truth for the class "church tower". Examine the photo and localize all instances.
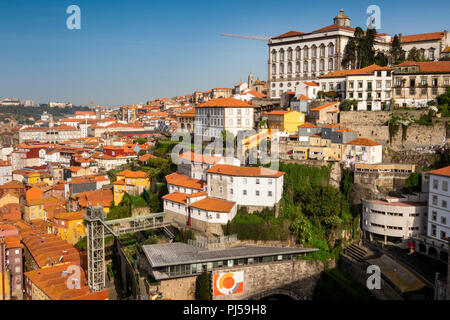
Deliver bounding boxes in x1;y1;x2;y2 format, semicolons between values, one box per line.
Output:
248;73;254;89
334;9;351;27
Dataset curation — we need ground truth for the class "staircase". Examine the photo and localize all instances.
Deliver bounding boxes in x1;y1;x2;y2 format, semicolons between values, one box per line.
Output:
162;226;176;241
344;243;369;262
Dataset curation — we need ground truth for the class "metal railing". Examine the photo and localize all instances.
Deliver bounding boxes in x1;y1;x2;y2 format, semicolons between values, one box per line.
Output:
188;234;238;248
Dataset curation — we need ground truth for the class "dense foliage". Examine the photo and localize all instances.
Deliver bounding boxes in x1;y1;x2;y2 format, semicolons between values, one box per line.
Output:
195;272;211;300
225;163;358;261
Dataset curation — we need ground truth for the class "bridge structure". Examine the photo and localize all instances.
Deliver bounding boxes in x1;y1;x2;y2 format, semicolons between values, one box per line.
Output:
84;206;176;292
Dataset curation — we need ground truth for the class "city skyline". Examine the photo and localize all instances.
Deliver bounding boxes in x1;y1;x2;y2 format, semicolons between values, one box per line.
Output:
0;0;449;106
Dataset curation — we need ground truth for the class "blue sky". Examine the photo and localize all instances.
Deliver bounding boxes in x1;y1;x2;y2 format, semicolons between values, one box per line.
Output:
0;0;449;107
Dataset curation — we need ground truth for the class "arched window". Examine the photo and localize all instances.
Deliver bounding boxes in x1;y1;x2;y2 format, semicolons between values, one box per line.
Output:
328;43;335;56
303;46;309;59
303;61;308;73
311;60;316;72
296;61;300;73
271;49;277;62
320;59;325;71
296;47;301;60
280;63;284;74
328;58;334;71
428;48;435;60
287;48;293;61
280;49;285;61
287;62;292;74
320;44;325;57
272;64;277;74
311;45;317;58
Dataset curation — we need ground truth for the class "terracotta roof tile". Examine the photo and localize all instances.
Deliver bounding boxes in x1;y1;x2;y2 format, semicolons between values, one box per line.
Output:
190;197;236;213
197;98;253;108
345;138;381;146
207;164;285;178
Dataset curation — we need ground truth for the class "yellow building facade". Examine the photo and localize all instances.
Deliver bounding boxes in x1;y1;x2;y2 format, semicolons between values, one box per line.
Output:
52;211;86;245
267;110;305;133
113;170;150;205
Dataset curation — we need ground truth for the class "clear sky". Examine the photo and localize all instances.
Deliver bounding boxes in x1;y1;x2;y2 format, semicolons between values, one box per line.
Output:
0;0;449;107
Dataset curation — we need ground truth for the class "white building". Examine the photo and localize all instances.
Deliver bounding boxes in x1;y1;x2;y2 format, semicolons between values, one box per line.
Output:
268;10;393;98
195;98;254;139
0;160;13;185
206;164;284;209
267;9;448;99
344;138;382;166
162;191;237;234
317;64;393;110
362;197;427;243
427;167;450;248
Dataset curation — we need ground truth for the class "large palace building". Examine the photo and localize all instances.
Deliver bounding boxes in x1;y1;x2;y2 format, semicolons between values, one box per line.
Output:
267;9;450;99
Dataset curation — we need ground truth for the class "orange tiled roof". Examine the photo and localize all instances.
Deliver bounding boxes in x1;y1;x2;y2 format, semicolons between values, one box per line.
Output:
25;263;109;300
138;153;157;162
298;94;309;100
190;197;236;213
267;110;292;115
117;170;148;179
345;138;381;146
428;166;450;177
400;32;445;43
271;30;306;39
26;186;44;201
74;189;113;208
319;64;392;78
304;82;319;87
443;46;450;53
165;173;205;190
178;151;221;165
396;61;450;73
53;210;84;221
310;102;339;111
245;90;266;98
197;98;253;108
298;122;317;128
207;164;285;178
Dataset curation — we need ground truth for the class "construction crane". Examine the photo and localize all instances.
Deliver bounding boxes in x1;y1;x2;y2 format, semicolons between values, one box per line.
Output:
221;33;270;42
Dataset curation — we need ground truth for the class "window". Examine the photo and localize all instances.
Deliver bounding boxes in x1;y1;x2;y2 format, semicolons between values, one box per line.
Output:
243;178;247;184
431;224;437;236
432;195;438;205
358;81;363;89
386;81;391;88
440;231;446;240
268;179;273;185
432;211;437;221
441;216;447;225
216;213;220;219
256;179;260;185
443;180;448;191
433;179;439;189
256;190;260;196
442;200;447;208
243;190;247;195
268;191;272;197
349;81;354;89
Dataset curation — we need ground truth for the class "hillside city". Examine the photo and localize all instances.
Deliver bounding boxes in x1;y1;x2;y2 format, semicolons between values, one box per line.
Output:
1;9;450;301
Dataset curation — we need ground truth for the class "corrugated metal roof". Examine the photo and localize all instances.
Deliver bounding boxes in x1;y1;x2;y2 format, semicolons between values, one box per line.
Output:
143;243;318;267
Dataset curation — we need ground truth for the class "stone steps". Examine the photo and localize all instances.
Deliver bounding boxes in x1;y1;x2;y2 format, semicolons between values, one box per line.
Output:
344;244;369;262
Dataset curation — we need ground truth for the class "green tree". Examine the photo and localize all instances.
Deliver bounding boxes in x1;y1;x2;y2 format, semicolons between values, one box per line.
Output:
195;272;211;300
374;52;389;67
138;149;147;156
135;138;147;144
390;34;406;65
339;99;358;111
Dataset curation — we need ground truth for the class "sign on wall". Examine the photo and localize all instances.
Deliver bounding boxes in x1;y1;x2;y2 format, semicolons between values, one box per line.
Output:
213;272;244;296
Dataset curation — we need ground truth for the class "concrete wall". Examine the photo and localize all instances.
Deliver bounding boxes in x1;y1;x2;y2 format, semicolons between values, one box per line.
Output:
212;259;325;300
